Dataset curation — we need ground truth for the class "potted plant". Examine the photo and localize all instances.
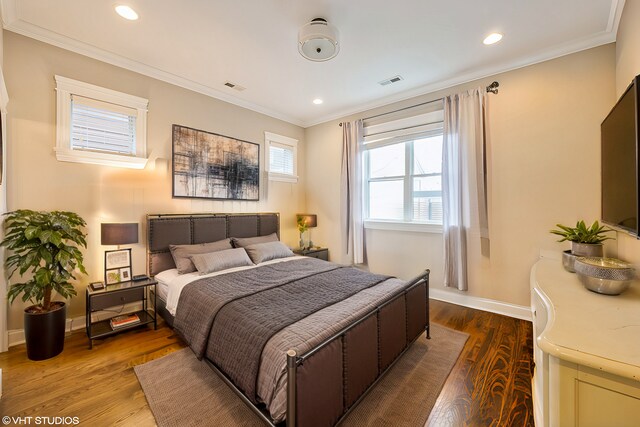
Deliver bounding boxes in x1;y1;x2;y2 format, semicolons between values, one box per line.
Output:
550;220;614;257
296;215;309;249
2;210;87;360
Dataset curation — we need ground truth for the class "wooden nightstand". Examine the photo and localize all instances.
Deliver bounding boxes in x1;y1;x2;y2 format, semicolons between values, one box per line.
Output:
293;247;329;261
85;278;157;349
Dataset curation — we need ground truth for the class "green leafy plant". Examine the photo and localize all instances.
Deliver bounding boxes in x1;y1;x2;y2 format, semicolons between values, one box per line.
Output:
1;210;88;313
550;220;614;244
296;215;309;235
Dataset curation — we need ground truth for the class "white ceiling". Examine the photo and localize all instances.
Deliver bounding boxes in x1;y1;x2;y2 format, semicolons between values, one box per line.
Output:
1;0;624;127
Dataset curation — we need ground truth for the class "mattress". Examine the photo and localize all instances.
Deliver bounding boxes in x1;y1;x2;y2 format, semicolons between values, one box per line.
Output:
155;275;169;301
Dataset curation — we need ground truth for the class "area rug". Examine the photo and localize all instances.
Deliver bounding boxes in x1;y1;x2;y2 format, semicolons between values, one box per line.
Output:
134;324;468;427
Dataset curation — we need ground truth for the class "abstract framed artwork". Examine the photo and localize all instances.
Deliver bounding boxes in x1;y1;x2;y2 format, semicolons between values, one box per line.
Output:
172;125;260;201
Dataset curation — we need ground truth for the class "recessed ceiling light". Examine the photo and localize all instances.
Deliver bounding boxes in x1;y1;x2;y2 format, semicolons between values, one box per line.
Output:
483;33;503;45
313;99;323;105
115;5;139;21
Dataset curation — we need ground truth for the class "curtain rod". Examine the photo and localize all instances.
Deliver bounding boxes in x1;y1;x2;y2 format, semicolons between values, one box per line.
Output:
339;81;499;126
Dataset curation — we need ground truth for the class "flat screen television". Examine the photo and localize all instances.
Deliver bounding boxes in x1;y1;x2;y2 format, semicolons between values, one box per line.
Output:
601;74;640;237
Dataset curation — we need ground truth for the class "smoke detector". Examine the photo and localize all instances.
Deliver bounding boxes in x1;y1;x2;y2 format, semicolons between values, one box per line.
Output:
298;18;339;62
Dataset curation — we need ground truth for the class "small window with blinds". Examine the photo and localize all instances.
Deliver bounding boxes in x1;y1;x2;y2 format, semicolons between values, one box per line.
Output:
363;100;444;228
55;75;149;169
71;95;137;155
265;131;298;183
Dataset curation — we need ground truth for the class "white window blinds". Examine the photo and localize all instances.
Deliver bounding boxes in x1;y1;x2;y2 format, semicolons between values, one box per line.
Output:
265;131;298;183
363;101;444;147
70;95;137;155
269;142;294;175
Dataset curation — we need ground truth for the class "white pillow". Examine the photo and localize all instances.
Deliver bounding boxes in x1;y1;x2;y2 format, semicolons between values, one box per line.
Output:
190;248;254;275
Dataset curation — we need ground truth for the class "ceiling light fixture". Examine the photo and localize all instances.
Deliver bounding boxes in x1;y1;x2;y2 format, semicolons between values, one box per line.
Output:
298;18;339;62
483;32;503;45
115;5;139;21
313;99;323;105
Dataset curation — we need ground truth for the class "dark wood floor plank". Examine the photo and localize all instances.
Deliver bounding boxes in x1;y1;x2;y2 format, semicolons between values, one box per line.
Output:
0;300;533;426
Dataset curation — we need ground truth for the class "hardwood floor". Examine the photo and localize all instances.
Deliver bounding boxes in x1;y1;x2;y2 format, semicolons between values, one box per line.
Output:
0;300;533;426
427;301;534;427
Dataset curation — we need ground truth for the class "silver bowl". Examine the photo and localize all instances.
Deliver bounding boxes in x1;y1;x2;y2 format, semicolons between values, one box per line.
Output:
574;257;635;295
562;250;578;273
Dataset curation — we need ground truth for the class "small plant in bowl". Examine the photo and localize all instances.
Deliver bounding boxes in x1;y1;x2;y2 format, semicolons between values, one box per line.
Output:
550;220;614;257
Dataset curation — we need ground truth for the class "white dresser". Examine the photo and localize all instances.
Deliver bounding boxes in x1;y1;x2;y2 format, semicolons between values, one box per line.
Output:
530;256;640;427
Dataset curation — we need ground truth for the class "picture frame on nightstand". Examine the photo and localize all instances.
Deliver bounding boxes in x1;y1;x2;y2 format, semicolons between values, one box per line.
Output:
104;248;132;284
119;267;131;282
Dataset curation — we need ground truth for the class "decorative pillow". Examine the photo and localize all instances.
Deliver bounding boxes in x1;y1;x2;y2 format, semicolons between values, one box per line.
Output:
231;232;279;248
169;238;233;274
190;248;254;275
244;241;294;264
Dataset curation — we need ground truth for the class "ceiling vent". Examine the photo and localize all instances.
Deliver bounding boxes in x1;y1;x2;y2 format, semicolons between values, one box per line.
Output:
379;75;404;86
298;18;340;62
224;81;246;91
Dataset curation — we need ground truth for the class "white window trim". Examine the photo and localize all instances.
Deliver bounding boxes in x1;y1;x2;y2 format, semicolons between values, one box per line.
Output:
364;220;443;234
265;131;298;183
55;75;149;169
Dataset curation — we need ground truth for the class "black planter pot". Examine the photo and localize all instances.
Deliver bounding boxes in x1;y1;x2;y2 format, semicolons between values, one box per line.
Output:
24;302;66;361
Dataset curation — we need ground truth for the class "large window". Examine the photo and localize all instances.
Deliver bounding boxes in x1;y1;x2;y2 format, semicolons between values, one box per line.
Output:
363;102;443;229
55;75;149;169
365;135;443;224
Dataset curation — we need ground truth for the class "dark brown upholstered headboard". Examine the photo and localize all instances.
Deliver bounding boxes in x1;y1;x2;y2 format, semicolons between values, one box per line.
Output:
147;213;280;276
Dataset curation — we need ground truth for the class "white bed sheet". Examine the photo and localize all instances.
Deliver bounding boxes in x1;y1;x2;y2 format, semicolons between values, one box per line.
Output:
155;255;305;316
155;277;169;301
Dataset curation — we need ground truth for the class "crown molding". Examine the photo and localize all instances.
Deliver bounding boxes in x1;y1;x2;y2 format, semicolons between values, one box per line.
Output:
304;29;619;127
1;10;305;127
0;0;624;129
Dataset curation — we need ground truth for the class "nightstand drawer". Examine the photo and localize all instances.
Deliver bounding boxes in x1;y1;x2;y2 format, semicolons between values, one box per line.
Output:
295;248;329;261
91;288;144;311
308;250;328;261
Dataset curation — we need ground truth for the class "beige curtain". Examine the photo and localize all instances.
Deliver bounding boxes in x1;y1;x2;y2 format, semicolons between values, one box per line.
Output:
341;120;365;265
442;88;489;291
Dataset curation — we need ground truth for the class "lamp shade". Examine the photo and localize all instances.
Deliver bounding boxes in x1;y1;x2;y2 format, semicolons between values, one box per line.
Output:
296;214;317;228
101;223;139;245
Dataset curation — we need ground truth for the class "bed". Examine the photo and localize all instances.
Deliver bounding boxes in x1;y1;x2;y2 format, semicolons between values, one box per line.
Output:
147;213;430;427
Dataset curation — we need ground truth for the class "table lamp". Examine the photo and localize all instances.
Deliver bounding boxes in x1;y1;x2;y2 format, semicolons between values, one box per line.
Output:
296;214;317;249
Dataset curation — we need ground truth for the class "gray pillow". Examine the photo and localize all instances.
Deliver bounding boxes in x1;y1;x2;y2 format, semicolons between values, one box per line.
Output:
190;248;254;275
170;238;233;274
232;232;279;248
244;241;294;264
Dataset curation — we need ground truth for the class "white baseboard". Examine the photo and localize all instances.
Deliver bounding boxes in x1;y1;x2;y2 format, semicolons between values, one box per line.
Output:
8;315;87;348
430;287;532;321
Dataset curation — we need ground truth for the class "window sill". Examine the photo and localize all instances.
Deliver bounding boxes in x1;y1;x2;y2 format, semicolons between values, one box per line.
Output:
268;172;298;183
54;148;148;169
364;220;443;233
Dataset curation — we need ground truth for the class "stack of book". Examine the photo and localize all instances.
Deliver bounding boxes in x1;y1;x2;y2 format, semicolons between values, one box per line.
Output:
110;313;141;330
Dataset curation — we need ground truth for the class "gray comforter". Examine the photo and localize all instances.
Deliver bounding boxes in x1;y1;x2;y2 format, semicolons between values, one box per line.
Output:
173;257;339;358
209;265;389;401
174;257;415;422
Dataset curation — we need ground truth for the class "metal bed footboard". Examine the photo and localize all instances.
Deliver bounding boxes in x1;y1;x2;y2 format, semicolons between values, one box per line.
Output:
286;269;430;427
204;269;430;427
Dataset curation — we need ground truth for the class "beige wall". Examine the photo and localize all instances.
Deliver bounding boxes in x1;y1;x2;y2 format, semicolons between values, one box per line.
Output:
4;32;306;327
613;0;640;266
305;44;616;307
615;0;640;96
